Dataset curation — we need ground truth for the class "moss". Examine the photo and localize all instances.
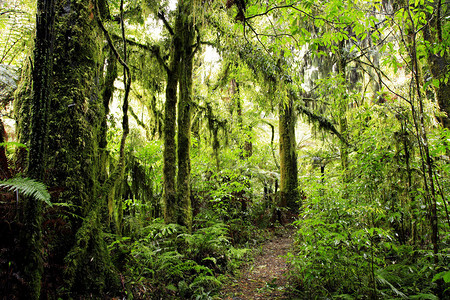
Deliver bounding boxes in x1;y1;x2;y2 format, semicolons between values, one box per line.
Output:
14;0;119;296
64;208;119;296
177;4;195;231
162;7;182;225
14;56;33;168
279;97;299;210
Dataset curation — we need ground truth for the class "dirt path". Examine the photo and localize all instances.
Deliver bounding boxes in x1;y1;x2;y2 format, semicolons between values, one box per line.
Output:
219;227;295;299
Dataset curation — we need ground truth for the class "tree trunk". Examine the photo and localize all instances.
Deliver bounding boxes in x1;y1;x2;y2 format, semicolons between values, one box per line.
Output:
163;1;195;229
232;79;253;159
279;96;299;210
177;2;195;230
162;21;181;225
423;0;450;128
15;0;118;296
22;0;55;297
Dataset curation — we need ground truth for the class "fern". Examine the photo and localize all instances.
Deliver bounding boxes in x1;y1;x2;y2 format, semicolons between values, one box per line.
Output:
0;177;52;206
0;141;28;150
375;268;407;298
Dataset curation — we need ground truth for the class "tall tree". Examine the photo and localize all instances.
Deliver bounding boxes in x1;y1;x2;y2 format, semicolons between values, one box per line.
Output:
279;94;299;209
22;0;54;297
177;1;195;229
162;0;196;230
162;10;180;225
423;0;450;128
15;0;118;296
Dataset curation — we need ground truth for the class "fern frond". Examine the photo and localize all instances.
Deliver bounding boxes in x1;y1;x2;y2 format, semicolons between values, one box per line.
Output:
0;177;52;206
376;269;407;298
0;142;28;150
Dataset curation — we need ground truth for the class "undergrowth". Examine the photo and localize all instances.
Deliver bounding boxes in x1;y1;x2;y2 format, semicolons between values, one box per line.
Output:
287;160;450;299
108;219;252;299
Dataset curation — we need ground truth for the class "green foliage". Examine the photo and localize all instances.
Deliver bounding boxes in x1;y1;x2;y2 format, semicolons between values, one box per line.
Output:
0;177;51;206
0;141;28;150
6;0;450;297
0;0;35;66
289;179;446;298
288;96;450;298
109;220;250;299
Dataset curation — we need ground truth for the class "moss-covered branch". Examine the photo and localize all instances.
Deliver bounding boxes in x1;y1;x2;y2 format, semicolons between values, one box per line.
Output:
207;14;347;143
110;32;169;72
157;11;175;36
95;0;131;178
129;105;150;139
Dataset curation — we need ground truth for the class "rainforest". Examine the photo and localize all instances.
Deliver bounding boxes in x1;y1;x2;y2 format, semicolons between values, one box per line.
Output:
0;0;449;299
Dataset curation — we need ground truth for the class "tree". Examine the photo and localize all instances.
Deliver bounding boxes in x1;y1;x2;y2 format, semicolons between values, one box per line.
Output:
176;0;196;230
423;0;450;128
15;0;118;296
162;0;196;230
20;0;54;297
279;94;299;209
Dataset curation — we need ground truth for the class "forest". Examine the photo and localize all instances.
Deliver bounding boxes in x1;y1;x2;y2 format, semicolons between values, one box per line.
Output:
0;0;449;299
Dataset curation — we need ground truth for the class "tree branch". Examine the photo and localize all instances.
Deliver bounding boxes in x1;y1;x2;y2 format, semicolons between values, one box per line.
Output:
244;20;271;56
110;32;169;72
245;4;346;28
200;40;217;47
157;11;174;36
296;103;351;148
191;25;201;57
95;0;131;186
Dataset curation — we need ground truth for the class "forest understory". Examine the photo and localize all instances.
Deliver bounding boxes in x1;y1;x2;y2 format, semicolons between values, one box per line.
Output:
220;225;294;300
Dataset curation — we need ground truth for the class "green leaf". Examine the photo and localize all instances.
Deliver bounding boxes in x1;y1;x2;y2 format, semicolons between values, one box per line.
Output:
166;284;177;292
433;270;450;283
432;78;440;88
247;6;258;15
0;177;52;206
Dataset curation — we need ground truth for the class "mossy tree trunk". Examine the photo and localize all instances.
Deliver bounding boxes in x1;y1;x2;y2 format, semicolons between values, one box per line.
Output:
177;1;195;230
22;0;55;297
16;0;118;297
163;0;195;230
423;0;450;129
232;78;252;159
162;18;181;225
279;96;299;210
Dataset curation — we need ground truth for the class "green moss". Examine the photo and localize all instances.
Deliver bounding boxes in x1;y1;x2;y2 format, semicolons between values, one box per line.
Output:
14;0;119;296
279;98;299;210
14;56;33;164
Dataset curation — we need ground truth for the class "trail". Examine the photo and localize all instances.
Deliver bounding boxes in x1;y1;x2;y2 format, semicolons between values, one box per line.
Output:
220;226;295;299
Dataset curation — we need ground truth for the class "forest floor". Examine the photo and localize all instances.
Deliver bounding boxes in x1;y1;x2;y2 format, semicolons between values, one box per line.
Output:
219;225;296;299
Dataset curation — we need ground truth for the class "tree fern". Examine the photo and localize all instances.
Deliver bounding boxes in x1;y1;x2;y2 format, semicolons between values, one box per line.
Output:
0;177;51;206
